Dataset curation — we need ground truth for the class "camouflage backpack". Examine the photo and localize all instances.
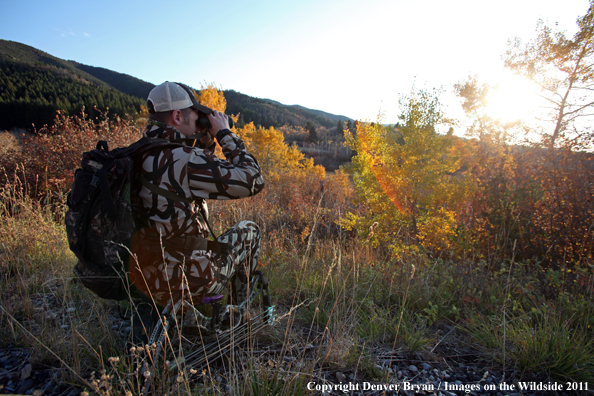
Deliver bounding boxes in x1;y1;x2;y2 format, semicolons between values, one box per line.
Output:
65;137;184;300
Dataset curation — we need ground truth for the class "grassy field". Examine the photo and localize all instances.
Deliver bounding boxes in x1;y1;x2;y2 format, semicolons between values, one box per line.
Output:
1;173;593;395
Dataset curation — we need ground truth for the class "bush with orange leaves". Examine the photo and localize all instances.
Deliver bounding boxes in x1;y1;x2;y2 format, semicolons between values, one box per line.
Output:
0;109;141;199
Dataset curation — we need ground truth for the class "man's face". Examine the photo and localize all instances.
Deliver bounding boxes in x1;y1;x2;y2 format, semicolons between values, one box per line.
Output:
177;109;199;137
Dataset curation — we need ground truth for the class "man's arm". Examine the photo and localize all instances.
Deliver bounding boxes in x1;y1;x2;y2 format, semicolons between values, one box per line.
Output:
186;112;264;200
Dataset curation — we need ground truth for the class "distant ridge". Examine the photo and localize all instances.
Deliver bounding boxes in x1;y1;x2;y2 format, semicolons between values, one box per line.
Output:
224;90;353;129
0;40;112;88
263;99;353;123
0;39;354;131
70;62;155;100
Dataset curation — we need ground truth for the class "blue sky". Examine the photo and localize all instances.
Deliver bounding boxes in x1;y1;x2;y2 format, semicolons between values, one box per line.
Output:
0;0;590;124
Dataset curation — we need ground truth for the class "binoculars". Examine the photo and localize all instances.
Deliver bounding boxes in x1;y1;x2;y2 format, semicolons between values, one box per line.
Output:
196;112;234;130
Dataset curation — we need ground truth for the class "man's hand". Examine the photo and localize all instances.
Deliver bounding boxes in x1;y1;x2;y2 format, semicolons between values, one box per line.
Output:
207;111;230;138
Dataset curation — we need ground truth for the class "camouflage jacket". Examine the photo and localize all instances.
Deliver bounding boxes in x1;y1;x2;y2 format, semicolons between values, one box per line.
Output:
135;121;264;242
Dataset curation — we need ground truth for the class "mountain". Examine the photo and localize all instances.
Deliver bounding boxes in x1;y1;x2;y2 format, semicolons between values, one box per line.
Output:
0;39;353;131
0;40;146;130
264;99;352;123
224;90;353;130
70;62;155;100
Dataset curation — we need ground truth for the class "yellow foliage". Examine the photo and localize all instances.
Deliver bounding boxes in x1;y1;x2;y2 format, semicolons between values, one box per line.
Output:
343;89;475;258
245;125;285;172
237;124;325;178
417;208;457;253
138;105;149;122
196;83;227;113
234;121;255;144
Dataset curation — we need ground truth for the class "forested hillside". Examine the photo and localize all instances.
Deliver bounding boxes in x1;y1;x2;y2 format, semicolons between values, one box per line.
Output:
70;62;155;99
0;60;145;130
0;40;145;130
0;40;353;132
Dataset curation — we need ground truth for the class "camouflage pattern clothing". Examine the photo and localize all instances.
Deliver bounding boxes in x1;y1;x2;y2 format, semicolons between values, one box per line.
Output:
129;121;264;309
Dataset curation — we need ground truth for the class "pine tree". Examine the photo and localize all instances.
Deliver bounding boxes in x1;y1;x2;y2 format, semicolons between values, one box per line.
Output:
306;121;317;142
336;120;344;136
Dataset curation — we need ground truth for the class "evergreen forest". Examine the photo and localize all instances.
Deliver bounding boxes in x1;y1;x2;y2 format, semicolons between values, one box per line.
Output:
0;59;145;129
0;39;351;132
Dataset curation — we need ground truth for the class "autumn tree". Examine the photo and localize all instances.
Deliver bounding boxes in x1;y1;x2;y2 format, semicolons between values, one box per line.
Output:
503;2;594;263
504;0;594;148
454;76;521;145
343;88;472;258
196;82;227;113
234;122;323;178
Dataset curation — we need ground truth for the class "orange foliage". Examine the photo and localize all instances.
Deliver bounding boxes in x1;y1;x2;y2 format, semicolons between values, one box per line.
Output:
0;109;141;197
196;83;227;113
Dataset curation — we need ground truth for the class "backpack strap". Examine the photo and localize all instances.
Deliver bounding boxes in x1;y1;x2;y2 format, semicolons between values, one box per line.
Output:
96;140;109;151
90;140;117;218
97;158;118;218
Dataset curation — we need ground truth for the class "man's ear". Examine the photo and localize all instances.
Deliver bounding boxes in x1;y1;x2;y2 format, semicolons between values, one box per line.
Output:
169;109;183;126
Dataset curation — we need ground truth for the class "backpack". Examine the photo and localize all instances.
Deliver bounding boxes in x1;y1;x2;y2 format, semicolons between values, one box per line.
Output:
65;137;181;300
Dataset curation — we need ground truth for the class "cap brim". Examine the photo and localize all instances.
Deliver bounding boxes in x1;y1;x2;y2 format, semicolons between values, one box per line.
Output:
175;83;213;114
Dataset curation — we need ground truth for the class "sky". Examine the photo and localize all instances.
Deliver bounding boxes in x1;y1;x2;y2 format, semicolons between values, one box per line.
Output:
0;0;591;124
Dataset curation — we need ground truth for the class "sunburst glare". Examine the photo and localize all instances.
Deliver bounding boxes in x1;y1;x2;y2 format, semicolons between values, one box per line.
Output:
487;73;542;123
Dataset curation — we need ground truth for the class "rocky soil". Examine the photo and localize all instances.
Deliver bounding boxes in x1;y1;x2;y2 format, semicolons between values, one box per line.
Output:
0;302;586;396
1;329;584;395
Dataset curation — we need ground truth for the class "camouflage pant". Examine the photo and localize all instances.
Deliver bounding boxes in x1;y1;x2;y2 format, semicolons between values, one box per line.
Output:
129;220;261;309
208;220;261;296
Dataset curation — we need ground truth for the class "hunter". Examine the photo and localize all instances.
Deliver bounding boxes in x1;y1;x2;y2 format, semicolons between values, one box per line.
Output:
129;81;264;341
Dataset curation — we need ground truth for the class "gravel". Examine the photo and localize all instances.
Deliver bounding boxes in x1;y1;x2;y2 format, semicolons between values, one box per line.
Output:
0;306;585;396
0;347;82;395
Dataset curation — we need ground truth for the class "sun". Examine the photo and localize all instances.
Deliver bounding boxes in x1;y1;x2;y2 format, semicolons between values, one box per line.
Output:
486;73;542;123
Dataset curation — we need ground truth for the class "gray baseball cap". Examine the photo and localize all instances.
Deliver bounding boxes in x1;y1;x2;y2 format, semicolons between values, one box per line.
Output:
147;81;213;114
